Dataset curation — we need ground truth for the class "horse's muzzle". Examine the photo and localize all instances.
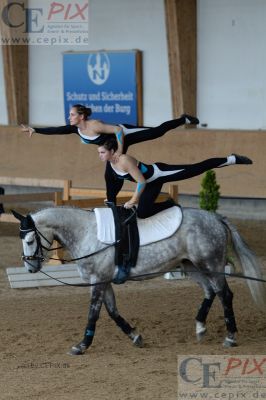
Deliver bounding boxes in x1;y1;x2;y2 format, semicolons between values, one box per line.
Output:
22;255;44;273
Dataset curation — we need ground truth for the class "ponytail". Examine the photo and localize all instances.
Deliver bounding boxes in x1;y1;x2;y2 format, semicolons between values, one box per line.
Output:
72;104;92;120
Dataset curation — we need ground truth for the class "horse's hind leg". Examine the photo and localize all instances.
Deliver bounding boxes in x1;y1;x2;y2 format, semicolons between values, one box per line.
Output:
195;289;216;341
104;284;143;347
187;268;216;341
216;279;238;347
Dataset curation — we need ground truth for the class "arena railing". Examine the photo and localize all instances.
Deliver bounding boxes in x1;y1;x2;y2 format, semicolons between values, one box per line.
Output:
0;176;178;261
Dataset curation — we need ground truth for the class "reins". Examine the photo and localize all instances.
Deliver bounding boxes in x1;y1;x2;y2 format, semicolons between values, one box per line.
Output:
41;267;266;287
45;242;116;263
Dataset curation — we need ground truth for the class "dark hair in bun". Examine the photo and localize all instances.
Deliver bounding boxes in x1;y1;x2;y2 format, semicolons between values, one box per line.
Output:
73;104;92;120
100;137;118;152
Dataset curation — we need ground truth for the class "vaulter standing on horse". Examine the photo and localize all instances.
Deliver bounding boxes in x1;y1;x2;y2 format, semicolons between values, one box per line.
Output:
20;104;199;203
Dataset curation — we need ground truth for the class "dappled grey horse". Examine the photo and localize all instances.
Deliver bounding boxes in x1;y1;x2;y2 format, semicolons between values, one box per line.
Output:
13;206;266;355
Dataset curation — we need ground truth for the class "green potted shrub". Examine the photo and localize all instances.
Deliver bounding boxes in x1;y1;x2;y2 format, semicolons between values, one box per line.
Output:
199;170;220;212
199;170;234;269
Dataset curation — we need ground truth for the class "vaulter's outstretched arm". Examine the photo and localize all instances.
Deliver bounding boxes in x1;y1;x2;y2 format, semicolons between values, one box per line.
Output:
21;124;76;136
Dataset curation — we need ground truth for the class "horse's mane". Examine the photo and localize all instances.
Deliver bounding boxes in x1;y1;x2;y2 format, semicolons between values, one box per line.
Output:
31;206;95;217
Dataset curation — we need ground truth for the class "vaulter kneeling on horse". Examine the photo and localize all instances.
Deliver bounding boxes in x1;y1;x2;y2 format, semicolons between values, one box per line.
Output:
98;137;252;283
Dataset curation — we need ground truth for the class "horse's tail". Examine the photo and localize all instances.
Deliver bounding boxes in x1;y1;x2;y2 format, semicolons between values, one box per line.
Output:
220;215;266;311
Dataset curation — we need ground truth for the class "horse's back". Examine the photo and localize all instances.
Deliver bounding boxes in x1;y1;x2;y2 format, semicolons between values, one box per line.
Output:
182;207;225;228
180;207;228;257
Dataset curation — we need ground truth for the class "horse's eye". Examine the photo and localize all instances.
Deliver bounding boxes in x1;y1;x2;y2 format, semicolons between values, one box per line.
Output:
26;240;34;246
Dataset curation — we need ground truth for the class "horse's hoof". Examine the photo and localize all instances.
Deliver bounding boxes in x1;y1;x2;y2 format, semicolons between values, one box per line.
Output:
196;321;207;341
196;329;207;342
133;334;143;347
223;336;237;348
68;342;87;356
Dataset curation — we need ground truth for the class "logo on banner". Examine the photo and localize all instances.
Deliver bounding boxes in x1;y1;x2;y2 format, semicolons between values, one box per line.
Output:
87;53;110;85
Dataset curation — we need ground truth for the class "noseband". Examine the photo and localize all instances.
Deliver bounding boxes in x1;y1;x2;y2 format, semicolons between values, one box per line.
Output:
20;217;54;265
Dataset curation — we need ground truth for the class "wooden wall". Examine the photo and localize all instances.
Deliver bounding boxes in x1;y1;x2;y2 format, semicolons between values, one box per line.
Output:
0;125;265;198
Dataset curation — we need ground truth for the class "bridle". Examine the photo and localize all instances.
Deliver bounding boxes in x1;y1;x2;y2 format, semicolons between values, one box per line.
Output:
20;225;49;265
20;217;115;274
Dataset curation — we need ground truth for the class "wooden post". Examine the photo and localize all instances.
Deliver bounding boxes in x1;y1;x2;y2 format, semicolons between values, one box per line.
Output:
0;0;29;124
169;184;179;202
52;191;64;263
164;0;197;118
63;180;72;201
136;50;143;125
54;191;63;206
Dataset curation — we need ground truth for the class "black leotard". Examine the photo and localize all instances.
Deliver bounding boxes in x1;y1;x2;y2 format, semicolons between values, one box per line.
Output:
110;157;229;218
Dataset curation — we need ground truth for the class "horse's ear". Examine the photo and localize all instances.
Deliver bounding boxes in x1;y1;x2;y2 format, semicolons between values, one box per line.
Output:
11;210;26;222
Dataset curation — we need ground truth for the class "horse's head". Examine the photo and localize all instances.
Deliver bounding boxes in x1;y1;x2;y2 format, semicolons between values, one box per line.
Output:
12;210;51;273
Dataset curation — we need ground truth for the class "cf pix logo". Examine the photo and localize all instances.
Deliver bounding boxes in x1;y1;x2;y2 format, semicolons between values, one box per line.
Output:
179;356;266;389
1;2;89;33
179;357;221;388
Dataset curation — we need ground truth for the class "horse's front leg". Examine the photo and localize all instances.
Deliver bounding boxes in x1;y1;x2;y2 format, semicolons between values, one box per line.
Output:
104;283;143;347
69;283;106;356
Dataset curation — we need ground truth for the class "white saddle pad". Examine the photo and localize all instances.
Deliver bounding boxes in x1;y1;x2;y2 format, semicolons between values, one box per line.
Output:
94;206;183;246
